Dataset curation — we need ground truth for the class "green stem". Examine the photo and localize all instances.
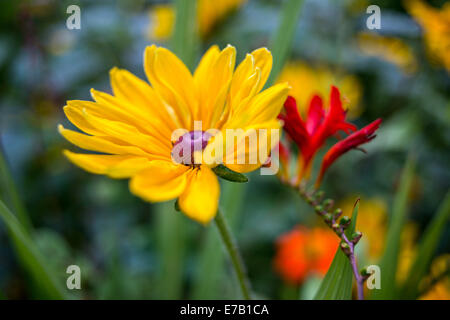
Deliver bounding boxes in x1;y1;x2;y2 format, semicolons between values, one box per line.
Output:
214;209;252;300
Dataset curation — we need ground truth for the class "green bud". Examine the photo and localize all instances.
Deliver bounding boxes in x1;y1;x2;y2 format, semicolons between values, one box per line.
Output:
339;216;351;227
324;213;333;223
323;199;334;209
351;231;363;244
314;191;325;200
340;242;351;255
332;223;341;234
314;205;324;213
360;267;370;277
333;208;343;218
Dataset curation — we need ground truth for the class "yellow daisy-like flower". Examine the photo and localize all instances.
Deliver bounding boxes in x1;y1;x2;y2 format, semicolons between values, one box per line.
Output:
357;32;417;74
59;45;289;224
276;61;362;118
405;0;450;72
148;0;246;40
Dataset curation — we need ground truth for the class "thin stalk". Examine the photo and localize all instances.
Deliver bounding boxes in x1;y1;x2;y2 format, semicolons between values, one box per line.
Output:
298;186;365;300
214;209;252;300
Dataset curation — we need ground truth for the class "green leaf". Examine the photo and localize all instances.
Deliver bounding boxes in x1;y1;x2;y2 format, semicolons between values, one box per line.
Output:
266;0;304;86
0;149;33;234
212;165;249;183
171;0;198;70
0;199;69;299
314;200;359;300
371;156;415;300
400;191;450;299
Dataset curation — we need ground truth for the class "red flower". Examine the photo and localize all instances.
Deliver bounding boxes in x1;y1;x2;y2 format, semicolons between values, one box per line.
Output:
278;86;356;183
316;118;382;186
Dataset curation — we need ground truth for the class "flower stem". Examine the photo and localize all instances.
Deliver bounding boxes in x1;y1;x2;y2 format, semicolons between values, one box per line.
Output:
297;185;365;300
214;209;252;300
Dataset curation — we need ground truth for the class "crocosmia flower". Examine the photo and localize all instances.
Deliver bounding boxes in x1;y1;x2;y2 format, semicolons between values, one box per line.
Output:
278;86;357;183
278;86;381;186
274;226;338;285
59;45;289;224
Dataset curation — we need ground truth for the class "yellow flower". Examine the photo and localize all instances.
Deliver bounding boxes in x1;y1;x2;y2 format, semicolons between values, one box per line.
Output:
59;45;289;224
148;5;175;40
419;254;450;300
357;32;417;74
148;0;246;40
276;62;362;118
404;0;450;72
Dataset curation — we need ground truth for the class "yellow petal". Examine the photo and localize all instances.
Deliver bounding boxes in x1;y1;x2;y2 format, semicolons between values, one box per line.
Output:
178;166;219;224
63;104;104;136
63;150;152;178
144;45;195;128
224;120;282;173
251;47;273;93
226;82;290;129
202;45;236;128
129;160;189;202
90;89;173;143
58;124;154;158
82;110;171;158
109;67;180;133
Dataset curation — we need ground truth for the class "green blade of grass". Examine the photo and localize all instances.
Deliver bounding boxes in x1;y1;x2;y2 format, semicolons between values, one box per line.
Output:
314;201;359;300
371;156;415;300
0;199;69;299
0;148;33;234
400;191;450;299
171;0;198;70
266;0;304;87
191;182;247;299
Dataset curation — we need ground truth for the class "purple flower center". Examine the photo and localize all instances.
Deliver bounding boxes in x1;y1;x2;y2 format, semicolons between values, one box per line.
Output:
172;131;212;165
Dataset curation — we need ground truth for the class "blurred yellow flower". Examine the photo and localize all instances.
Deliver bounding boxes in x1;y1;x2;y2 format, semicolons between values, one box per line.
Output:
59;45;289;224
148;0;246;40
276;62;362;118
357;32;417;74
419;254;450;300
396;223;419;284
405;0;450;72
148;5;175;40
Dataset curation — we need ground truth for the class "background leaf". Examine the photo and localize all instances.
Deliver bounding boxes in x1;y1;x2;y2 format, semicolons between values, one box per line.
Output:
313;200;359;300
400;191;450;299
0;200;69;299
267;0;304;86
371;156;415;299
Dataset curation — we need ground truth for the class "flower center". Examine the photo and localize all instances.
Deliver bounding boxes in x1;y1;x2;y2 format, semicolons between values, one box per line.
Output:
171;131;212;166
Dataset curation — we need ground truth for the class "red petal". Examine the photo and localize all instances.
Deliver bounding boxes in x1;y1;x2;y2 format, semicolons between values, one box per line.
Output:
316;118;382;186
306;95;325;135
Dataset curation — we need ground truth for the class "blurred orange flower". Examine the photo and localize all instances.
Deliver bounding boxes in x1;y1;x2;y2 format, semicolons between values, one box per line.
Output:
274;226;339;285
